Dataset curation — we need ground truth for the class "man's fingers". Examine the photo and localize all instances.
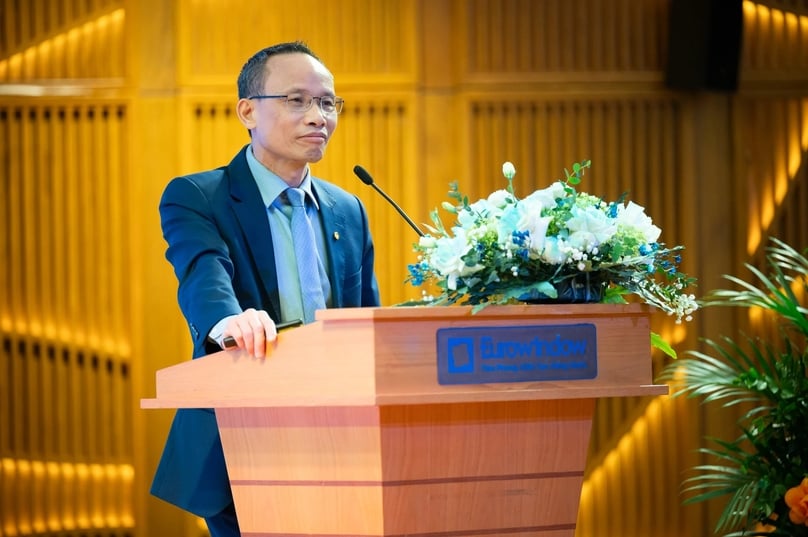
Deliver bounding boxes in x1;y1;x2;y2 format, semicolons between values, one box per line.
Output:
223;309;277;358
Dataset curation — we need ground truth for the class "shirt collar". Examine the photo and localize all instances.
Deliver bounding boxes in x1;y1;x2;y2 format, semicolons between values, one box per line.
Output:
246;147;320;210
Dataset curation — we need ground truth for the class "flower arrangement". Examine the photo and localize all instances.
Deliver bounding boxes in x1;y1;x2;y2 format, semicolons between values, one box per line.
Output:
405;160;698;327
658;238;808;536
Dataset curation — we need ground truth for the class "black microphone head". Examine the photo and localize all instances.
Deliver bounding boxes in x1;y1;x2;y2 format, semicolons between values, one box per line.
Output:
353;165;374;185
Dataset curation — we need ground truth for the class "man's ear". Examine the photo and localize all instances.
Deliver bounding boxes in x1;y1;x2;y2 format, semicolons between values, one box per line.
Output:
236;98;256;130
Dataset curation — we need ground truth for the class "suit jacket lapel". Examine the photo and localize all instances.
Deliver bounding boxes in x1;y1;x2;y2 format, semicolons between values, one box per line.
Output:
225;147;282;319
313;180;346;308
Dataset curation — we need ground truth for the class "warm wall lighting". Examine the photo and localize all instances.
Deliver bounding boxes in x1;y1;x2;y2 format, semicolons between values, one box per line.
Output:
747;146;804;256
0;8;123;89
0;457;135;533
744;2;807;255
582;397;661;493
754;2;771;26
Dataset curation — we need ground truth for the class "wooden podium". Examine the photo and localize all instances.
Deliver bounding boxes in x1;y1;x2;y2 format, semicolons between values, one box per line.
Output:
142;304;667;537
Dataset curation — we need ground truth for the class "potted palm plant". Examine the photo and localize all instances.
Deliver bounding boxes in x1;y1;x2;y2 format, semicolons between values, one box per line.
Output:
658;237;808;536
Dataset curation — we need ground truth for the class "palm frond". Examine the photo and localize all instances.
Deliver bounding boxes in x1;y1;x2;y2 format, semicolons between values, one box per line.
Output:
681;464;760;532
703;239;808;336
717;480;760;533
659;237;808;536
660;348;764;407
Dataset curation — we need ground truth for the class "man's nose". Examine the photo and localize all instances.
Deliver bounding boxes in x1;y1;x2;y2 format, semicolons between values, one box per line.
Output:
304;104;327;124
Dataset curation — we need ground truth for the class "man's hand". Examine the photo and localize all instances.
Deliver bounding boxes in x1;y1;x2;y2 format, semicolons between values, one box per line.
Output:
221;308;277;358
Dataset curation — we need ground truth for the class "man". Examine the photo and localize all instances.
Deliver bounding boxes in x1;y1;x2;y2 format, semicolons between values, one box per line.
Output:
150;41;381;537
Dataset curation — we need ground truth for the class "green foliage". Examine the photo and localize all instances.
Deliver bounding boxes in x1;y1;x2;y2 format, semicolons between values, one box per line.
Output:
658;238;808;536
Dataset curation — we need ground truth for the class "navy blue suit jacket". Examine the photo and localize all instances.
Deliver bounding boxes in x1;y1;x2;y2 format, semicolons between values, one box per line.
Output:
150;145;380;517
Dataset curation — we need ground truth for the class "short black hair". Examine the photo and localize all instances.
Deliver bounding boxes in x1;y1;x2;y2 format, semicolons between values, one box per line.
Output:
237;41;321;99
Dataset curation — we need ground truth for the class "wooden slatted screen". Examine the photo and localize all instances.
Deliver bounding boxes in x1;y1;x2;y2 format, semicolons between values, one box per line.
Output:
0;102;135;536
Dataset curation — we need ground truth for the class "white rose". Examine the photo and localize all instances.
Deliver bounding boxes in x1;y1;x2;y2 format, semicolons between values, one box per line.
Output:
512;198;552;255
486;189;513;210
616;201;661;243
566;206;617;251
427;229;484;288
527;181;567;208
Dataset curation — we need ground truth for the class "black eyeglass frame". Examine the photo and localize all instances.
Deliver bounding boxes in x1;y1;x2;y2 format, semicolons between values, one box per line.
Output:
246;93;344;114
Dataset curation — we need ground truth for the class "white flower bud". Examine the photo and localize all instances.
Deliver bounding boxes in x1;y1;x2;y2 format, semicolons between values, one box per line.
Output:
502;161;516;179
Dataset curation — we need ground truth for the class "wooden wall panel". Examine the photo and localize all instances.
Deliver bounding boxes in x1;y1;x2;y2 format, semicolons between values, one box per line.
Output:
739;97;808;256
0;3;125;82
177;0;418;87
461;97;681;221
179;99;248;173
0;102;135;535
743;2;808;76
460;0;668;77
0;0;121;58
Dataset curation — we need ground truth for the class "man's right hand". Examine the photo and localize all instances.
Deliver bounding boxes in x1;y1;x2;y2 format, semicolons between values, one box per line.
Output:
221;308;277;358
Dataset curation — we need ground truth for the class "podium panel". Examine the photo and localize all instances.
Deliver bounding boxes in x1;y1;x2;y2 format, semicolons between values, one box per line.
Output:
143;304;666;536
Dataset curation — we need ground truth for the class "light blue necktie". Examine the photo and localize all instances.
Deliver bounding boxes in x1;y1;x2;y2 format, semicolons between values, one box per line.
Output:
284;188;326;323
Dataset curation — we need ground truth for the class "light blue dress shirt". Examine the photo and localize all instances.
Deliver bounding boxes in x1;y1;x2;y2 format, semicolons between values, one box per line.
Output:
208;148;332;345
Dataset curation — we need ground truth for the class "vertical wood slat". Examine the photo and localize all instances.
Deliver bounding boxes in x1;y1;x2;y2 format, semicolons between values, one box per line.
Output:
48;350;65;532
106;107;122;353
0;108;7;338
30;117;51;537
0;103;10;537
84;86;102;519
63;105;83;533
1;0;15;56
79;105;96;349
7;109;23;335
16;340;34;535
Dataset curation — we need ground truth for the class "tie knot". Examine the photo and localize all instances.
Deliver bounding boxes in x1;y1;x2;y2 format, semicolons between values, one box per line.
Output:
285;187;306;208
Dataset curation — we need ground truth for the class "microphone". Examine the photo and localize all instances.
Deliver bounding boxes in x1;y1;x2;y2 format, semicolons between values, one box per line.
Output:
353;165;424;237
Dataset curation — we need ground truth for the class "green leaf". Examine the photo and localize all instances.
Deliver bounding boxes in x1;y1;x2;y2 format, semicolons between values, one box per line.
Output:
651;331;677;359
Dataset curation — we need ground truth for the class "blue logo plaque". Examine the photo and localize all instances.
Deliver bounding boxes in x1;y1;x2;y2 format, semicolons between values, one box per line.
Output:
436;324;598;385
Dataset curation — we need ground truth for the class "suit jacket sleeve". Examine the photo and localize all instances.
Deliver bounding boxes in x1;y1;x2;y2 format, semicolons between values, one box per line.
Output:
159;172;244;356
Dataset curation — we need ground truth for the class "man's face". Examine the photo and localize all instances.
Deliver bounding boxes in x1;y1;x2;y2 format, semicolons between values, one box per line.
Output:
238;53;338;179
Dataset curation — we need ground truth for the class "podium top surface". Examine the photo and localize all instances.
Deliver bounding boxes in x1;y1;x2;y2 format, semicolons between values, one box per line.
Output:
141;304;668;409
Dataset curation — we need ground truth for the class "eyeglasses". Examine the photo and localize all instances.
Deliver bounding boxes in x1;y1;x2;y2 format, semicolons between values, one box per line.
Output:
247;93;344;115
